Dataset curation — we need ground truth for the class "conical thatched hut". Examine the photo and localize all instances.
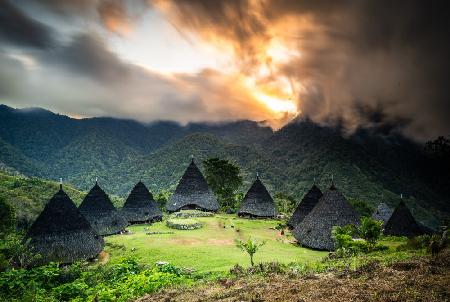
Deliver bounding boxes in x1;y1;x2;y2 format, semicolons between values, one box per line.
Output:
79;182;128;236
24;186;104;265
122;181;162;223
372;202;394;226
166;159;219;212
383;201;425;237
293;185;360;250
237;174;277;218
287;184;322;229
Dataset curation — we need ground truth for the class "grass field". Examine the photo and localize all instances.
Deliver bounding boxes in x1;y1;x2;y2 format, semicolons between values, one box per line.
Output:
105;214;327;272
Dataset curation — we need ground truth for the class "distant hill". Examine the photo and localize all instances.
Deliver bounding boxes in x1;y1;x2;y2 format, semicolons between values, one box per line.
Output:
0;171;85;229
0;104;448;228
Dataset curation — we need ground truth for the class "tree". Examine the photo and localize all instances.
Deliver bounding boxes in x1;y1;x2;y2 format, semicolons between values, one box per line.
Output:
154;190;172;211
274;192;297;215
0;197;15;238
358;217;383;245
203;158;243;210
235;237;266;266
348;199;374;217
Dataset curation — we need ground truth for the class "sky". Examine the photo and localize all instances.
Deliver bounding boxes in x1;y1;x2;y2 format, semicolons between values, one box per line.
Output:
0;0;449;140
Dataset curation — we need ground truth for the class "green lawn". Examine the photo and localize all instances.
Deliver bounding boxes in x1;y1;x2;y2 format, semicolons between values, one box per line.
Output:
105;214;327;272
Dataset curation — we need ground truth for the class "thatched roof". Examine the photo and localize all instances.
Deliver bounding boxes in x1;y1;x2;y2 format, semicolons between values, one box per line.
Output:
166;159;219;212
79;182;128;236
25;187;104;265
292;185;360;251
287;184;322;228
122;181;162;223
238;175;277;218
372;202;394;225
383;201;425;237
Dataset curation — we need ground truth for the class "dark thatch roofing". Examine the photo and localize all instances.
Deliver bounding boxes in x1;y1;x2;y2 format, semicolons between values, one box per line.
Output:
383;201;426;237
238;175;277;218
166;159;219;212
25;187;104;265
79;182;128;236
292;185;360;251
122;181;162;223
287;184;322;228
372;202;394;226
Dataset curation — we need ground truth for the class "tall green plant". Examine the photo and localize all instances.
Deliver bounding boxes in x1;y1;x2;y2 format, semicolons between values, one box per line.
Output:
235;237;266;266
358;217;383;245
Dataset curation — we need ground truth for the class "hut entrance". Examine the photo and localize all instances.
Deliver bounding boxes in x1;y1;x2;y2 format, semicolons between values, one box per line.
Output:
180;204;205;211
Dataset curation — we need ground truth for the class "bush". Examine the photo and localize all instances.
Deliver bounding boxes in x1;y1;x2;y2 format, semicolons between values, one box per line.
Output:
397;235;431;251
171;210;213;218
0;257;193;302
166;218;203;230
358;217;383;245
332;217;386;257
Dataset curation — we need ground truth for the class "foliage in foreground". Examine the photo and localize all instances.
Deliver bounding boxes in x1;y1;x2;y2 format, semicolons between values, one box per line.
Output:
0;258;194;302
236;237;266;266
229;246;430;278
332;217;386;257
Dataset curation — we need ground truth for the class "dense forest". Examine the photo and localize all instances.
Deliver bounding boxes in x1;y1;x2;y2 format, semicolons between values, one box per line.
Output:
0;104;449;228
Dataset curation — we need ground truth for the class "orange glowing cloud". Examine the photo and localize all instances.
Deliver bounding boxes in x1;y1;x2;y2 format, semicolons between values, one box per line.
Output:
152;0;304;121
98;0;133;35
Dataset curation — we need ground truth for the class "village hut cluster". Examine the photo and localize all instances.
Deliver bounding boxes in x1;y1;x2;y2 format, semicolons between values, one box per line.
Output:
25;157;434;265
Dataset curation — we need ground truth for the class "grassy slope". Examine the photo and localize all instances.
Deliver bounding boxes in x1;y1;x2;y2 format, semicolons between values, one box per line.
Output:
0;171;86;228
137;249;450;302
105;215;327;272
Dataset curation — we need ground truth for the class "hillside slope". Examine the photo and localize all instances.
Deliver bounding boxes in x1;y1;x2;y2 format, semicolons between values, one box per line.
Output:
0;171;85;228
0;104;448;228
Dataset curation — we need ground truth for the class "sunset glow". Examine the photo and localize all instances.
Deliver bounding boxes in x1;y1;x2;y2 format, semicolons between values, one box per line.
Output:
1;0;447;139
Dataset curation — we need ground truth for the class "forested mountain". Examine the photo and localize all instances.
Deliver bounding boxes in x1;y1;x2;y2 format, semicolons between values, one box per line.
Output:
0;104;448;228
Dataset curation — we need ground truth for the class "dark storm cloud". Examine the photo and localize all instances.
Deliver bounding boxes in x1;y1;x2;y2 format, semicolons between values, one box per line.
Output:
47;34;129;80
26;0;150;35
0;29;273;124
1;0;449;139
163;0;450;140
0;0;55;48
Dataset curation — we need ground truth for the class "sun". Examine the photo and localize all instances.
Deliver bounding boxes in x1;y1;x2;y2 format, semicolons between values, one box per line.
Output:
253;92;297;114
243;75;299;115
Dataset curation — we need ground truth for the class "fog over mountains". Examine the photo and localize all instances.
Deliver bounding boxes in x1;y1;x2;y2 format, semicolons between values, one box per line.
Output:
0;104;448;228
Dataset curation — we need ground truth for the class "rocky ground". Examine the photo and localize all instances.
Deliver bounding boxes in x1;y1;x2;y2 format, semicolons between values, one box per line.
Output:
137;250;450;302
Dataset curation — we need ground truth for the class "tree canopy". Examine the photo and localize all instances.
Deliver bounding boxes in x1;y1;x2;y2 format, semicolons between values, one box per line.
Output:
203;158;243;210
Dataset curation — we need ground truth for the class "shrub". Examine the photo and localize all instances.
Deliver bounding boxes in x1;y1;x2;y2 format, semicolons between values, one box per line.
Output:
171;210;213;218
358;217;383;245
332;217;386;257
397;235;431;251
236;237;266;266
166;218;203;230
0;257;193;302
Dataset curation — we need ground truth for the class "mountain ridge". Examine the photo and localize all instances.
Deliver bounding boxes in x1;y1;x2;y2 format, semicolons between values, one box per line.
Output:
0;104;448;228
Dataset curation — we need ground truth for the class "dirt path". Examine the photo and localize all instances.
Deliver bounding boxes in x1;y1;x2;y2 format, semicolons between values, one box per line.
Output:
98;251;110;264
136;251;450;302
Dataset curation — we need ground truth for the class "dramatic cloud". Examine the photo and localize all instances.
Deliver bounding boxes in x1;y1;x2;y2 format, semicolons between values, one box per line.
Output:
1;0;449;139
0;31;276;124
26;0;150;35
0;0;55;48
156;0;450;140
